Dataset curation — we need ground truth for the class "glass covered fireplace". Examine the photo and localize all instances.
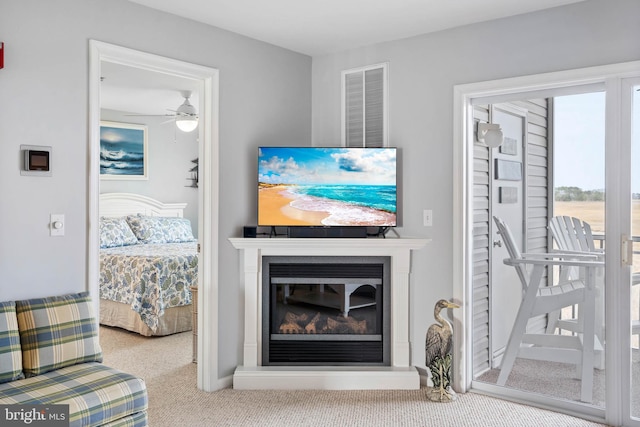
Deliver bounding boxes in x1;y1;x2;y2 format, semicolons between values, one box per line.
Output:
262;256;390;366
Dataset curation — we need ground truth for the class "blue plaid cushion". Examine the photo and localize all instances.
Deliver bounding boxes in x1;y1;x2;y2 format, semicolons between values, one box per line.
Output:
126;214;196;244
0;301;24;383
100;216;138;248
0;362;148;427
16;292;102;377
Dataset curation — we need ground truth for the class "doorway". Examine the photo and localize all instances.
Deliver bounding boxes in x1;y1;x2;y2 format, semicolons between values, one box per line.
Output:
88;40;220;391
453;61;640;425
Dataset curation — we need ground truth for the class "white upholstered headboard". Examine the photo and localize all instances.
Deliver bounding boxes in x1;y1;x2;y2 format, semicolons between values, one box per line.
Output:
100;193;187;218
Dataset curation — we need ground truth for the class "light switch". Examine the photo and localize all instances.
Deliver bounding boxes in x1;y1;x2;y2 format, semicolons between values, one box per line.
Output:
423;210;433;227
50;214;65;236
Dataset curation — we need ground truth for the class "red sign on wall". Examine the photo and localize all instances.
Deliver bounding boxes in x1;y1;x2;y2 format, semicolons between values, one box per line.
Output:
0;42;4;69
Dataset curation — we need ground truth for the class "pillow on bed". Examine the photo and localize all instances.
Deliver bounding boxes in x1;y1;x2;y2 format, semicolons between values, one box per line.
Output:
99;216;139;248
0;301;24;383
126;214;196;244
16;292;102;377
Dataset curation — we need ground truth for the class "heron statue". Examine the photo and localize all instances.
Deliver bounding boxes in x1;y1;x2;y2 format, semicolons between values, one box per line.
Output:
425;299;460;402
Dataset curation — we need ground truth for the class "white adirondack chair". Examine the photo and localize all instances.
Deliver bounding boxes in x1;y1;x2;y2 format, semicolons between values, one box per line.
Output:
549;215;640;338
493;216;603;403
549;216;599;253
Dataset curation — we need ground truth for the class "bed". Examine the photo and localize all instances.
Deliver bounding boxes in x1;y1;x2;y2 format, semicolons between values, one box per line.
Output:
99;193;198;336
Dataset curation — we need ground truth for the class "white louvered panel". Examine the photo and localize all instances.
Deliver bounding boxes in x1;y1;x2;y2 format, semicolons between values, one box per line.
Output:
364;68;384;147
345;72;364;147
472;104;491;376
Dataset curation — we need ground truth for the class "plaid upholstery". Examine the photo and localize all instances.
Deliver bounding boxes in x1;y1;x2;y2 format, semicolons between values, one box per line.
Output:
16;292;103;377
0;301;24;383
0;362;148;427
101;412;148;427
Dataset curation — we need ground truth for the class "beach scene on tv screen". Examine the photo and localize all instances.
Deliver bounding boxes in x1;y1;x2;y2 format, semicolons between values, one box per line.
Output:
258;147;397;227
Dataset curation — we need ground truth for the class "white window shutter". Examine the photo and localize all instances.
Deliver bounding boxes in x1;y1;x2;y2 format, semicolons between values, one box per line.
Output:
342;63;388;147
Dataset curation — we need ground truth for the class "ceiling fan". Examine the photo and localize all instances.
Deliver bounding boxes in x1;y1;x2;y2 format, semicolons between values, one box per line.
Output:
126;90;199;132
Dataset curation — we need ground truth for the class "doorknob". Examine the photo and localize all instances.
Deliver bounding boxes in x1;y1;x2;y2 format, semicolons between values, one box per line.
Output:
493;240;502;248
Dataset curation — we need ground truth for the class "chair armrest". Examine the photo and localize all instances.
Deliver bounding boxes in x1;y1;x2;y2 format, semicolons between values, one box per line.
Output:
520;252;600;260
547;250;603;260
504;257;603;268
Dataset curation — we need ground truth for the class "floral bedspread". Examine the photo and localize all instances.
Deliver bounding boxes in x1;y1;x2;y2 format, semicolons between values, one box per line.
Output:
99;242;198;332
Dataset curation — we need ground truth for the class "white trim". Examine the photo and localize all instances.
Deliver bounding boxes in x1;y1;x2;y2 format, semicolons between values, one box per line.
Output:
453;60;640;423
471;82;605;105
89;40;220;392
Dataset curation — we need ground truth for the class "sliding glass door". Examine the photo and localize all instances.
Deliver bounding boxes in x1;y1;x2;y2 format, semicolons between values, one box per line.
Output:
624;77;640;425
460;64;640;426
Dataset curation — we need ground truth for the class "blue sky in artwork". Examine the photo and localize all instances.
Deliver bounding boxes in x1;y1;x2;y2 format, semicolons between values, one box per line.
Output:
258;147;396;186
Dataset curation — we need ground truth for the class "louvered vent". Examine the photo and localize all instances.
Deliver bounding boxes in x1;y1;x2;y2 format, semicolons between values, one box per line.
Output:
269;341;383;364
343;63;387;148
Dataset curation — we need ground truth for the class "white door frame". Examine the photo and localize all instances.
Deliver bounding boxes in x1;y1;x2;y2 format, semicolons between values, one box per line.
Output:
453;60;640;424
88;41;221;391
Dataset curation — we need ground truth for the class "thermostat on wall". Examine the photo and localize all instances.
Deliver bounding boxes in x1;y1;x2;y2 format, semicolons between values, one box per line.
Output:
20;145;52;177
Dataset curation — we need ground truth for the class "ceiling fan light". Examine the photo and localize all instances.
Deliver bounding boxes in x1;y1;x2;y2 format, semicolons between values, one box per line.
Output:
175;97;198;132
176;117;198;132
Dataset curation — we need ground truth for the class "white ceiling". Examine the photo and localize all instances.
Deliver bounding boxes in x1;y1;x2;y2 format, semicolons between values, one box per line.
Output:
100;61;200;116
104;0;585;115
127;0;585;56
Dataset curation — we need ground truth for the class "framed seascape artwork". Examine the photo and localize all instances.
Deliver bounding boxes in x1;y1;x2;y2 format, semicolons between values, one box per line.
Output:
100;121;148;180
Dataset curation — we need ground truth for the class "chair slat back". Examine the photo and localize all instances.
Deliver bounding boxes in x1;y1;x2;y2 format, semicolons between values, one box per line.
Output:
493;216;528;293
549;216;595;252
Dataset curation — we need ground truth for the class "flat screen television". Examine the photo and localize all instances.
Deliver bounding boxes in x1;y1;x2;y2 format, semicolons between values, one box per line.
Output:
258;147;397;227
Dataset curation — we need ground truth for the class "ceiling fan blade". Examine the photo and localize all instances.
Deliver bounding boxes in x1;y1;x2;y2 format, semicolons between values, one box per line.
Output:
124;113;176;117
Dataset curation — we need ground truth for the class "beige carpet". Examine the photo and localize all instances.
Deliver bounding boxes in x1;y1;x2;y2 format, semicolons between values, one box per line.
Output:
99;326;609;427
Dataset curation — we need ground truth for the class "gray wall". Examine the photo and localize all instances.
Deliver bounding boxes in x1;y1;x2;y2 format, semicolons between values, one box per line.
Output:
100;109;200;236
1;0;638;384
0;0;312;379
311;0;640;369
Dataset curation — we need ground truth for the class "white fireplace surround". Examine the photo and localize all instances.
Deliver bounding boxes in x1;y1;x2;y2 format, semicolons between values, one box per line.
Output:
229;237;429;390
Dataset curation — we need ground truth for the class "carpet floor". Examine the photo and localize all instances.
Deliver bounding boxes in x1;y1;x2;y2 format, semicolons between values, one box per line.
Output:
99;326;609;426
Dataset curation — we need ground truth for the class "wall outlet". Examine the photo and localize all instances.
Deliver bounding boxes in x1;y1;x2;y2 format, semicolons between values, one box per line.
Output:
423;209;433;227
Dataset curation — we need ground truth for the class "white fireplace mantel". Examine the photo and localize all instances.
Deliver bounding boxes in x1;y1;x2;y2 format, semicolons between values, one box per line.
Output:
229;237;429;390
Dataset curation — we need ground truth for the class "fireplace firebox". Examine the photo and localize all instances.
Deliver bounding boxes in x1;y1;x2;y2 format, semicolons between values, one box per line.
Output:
262;256;390;366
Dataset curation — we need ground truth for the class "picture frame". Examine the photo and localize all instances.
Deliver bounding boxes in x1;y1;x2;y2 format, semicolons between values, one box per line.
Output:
100;121;148;180
499;186;518;203
499;136;518;155
494;159;522;181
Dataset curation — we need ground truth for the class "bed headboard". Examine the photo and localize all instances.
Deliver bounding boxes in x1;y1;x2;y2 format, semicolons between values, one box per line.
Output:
100;193;187;218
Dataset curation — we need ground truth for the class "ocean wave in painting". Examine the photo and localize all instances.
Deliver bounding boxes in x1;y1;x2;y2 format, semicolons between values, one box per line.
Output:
100;143;144;175
284;185;396;226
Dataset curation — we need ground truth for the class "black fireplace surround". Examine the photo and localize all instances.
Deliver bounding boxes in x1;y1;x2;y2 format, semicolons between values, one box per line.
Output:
262;256;390;366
